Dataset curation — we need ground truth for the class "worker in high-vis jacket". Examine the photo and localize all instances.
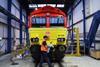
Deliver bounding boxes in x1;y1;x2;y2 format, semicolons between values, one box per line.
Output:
39;35;52;67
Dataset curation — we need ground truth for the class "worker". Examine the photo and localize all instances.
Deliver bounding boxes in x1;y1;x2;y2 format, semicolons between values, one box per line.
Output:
39;35;52;67
10;38;19;65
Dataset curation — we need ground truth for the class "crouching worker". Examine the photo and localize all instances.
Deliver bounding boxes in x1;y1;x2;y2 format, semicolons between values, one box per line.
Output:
39;36;52;67
10;38;19;65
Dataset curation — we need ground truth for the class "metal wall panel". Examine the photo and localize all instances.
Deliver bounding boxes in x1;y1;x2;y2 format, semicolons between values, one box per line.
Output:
0;39;7;53
11;27;14;38
70;0;100;50
22;9;26;17
15;22;20;29
11;5;20;19
70;0;100;35
16;9;20;19
15;29;20;38
11;27;18;48
12;0;20;9
22;9;27;23
0;13;7;24
11;1;20;29
0;23;7;53
11;19;16;27
15;29;20;45
86;16;100;37
22;15;25;22
11;4;16;16
0;0;7;24
73;1;83;24
85;0;100;32
0;0;7;9
0;24;7;38
85;0;91;16
90;0;100;14
22;31;25;38
0;23;3;37
3;24;7;38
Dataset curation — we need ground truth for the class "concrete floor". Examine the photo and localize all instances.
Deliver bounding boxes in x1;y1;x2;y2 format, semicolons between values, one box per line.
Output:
0;54;100;67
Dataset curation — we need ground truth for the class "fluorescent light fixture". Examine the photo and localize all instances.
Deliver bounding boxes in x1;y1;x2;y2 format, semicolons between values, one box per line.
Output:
47;4;56;7
29;4;37;8
38;4;46;7
0;37;2;41
57;4;64;8
29;4;64;8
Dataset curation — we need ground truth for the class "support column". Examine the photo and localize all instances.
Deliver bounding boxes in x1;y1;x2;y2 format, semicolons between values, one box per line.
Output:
20;6;23;45
46;17;50;28
64;17;67;28
26;16;30;46
82;0;87;54
7;0;12;53
71;8;74;43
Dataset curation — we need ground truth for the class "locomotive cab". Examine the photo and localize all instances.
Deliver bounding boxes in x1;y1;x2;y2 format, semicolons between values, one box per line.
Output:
29;6;68;46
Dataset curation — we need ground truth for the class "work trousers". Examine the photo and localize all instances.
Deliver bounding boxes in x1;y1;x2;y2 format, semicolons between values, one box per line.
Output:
39;52;52;67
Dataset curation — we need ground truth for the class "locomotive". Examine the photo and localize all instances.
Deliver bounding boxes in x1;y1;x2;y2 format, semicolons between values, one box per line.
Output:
29;6;68;66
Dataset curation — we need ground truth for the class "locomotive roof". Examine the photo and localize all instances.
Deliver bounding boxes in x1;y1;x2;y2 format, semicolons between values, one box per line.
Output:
30;6;66;16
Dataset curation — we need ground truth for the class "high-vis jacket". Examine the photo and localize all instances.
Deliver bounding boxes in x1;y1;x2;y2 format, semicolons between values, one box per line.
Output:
41;45;48;52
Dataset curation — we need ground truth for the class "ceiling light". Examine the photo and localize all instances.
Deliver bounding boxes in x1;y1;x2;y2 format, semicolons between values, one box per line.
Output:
57;4;64;8
38;4;46;7
47;4;56;7
29;4;37;8
29;4;64;8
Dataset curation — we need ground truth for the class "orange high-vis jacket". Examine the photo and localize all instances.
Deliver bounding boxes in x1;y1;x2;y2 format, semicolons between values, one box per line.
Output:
41;45;48;52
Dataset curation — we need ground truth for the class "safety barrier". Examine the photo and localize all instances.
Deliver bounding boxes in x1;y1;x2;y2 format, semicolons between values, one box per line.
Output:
66;28;81;56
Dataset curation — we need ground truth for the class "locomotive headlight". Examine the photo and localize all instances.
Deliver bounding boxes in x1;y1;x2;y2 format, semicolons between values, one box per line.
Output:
31;38;35;42
31;37;39;42
57;38;60;42
35;37;39;42
57;38;65;42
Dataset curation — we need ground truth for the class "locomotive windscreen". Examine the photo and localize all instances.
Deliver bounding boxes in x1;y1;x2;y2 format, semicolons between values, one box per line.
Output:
32;17;64;24
32;17;46;24
50;17;64;24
